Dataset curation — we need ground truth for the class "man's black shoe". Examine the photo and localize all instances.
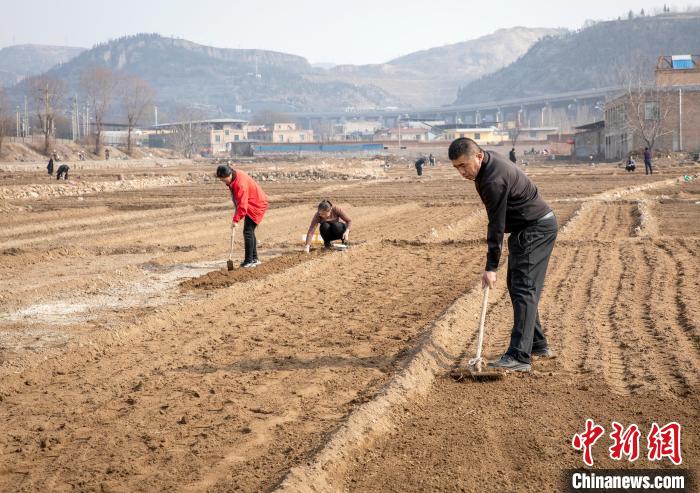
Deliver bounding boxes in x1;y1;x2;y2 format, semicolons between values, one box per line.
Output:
487;355;531;372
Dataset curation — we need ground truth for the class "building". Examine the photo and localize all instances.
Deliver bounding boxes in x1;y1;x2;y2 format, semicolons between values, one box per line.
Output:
604;55;700;159
374;127;437;142
150;119;248;155
331;120;383;141
573;121;605;160
208;119;247;154
517;127;560;142
101;130;146;147
441;126;507;145
655;54;700;86
247;123;314;143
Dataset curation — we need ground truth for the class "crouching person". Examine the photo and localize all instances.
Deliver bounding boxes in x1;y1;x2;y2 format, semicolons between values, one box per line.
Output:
304;200;352;253
56;164;70;180
216;165;269;268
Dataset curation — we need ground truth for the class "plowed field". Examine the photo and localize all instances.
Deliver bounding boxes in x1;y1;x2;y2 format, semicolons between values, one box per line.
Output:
1;158;698;492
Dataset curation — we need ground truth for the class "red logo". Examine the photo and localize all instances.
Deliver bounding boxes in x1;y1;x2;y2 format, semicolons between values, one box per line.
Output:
572;419;606;466
609;422;641;462
573;421;683;466
647;422;683;465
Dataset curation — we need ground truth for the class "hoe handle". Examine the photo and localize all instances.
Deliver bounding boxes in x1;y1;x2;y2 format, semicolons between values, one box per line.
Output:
474;286;490;361
228;225;235;260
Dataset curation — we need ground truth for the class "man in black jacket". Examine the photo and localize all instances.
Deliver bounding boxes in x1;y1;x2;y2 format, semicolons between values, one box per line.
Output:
449;138;557;372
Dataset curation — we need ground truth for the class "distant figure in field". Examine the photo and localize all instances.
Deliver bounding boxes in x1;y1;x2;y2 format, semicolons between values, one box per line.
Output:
429;153;436;167
105;148;110;160
304;200;352;252
56;164;70;180
625;155;636;172
415;156;426;176
509;148;517;163
644;147;653;175
47;156;54;176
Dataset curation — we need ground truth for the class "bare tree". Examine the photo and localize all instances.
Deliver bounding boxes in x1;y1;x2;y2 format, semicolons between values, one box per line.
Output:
167;105;208;158
121;75;154;155
621;73;673;151
509;118;521;148
81;66;120;156
26;75;66;155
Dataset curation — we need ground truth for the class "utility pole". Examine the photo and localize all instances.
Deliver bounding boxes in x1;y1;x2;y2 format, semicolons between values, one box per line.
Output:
678;88;683;151
23;96;29;140
16;106;20;137
397;115;401;148
75;94;80;140
154;106;158;126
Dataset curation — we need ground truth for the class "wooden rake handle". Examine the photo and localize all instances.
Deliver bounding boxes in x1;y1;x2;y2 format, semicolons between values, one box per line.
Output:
473;285;490;362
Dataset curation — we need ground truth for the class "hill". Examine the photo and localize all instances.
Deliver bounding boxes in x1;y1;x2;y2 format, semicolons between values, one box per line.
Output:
0;44;85;87
323;27;564;107
455;13;700;104
28;34;397;115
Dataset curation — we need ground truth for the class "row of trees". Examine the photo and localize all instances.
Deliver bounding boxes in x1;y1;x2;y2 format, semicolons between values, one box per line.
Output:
5;67;154;157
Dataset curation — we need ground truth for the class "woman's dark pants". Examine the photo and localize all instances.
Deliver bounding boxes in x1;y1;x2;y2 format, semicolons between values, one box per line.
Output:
243;216;259;263
319;221;347;247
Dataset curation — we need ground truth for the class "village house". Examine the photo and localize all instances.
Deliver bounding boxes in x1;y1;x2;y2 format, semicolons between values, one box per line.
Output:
247;123;314;143
604;55;700;159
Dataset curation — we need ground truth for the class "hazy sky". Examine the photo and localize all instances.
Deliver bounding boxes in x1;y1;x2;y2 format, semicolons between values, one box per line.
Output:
1;0;691;64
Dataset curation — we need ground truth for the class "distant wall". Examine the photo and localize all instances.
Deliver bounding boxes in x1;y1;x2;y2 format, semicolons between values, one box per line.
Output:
253;142;383;155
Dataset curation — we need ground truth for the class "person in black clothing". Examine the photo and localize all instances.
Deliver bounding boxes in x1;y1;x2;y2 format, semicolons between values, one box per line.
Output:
449;137;557;372
415;156;426;176
643;147;653;175
47;157;54;176
509;148;517;163
56;164;70;180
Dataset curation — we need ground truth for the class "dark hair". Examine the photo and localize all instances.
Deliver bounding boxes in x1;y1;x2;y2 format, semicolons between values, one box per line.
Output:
317;199;333;211
216;165;233;178
448;138;482;160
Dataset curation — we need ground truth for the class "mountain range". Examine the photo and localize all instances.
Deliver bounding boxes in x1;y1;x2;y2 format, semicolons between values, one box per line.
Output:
455;13;700;104
322;27;564;107
0;44;85;87
2;13;698;116
0;28;556;114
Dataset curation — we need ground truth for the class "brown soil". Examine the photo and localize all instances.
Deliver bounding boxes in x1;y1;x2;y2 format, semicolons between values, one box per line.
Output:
181;249;331;291
0;159;698;492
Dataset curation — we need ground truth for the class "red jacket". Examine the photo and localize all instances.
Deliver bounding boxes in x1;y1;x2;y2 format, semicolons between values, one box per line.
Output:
228;170;269;225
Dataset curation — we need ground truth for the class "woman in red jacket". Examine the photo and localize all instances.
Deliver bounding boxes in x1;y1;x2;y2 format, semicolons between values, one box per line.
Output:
216;165;269;268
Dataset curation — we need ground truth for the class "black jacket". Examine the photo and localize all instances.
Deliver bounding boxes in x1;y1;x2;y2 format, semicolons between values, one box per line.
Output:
475;151;551;271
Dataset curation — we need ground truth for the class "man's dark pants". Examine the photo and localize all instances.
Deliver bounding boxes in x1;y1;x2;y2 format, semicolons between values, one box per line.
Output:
243;215;259;263
505;214;558;364
645;160;653;175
